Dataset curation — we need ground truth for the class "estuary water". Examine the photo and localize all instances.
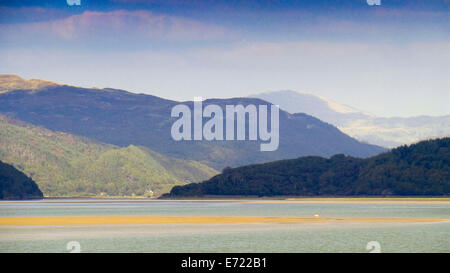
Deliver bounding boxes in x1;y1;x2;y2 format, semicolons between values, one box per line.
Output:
0;199;449;253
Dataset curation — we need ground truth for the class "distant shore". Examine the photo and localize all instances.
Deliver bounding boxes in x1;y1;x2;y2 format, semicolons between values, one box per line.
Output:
1;196;450;204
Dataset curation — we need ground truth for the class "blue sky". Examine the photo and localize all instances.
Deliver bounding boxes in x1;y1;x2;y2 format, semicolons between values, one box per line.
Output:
0;0;449;117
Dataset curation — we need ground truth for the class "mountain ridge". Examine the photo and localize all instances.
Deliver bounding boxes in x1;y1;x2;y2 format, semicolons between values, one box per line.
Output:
0;74;61;94
0;75;385;170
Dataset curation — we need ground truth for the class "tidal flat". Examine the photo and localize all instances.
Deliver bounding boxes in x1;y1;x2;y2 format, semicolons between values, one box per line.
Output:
0;198;449;252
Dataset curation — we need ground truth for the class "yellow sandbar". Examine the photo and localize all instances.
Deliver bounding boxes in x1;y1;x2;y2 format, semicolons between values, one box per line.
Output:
0;216;448;226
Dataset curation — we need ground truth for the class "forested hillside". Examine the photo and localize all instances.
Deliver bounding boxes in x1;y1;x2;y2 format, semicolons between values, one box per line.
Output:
0;115;217;197
165;138;450;197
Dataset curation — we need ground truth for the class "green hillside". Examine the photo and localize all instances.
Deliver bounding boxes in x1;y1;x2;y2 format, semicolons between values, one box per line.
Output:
165;138;450;197
0;115;217;197
0;160;43;200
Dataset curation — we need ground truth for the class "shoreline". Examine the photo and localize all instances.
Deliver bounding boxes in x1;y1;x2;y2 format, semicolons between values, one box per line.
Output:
1;197;450;204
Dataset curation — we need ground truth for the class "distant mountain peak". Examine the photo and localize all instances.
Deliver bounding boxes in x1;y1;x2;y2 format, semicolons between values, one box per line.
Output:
314;94;371;116
254;90;372;115
252;90;450;148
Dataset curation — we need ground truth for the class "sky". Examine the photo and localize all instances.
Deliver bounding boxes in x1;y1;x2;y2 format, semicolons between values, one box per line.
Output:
0;0;449;117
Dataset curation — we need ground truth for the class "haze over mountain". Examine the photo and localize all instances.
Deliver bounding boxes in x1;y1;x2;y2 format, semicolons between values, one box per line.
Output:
165;138;450;197
253;90;450;148
0;115;217;197
0;75;385;171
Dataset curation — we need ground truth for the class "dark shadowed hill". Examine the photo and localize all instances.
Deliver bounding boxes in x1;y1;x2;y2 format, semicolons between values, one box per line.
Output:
0;160;43;200
0;78;385;170
164;138;450;197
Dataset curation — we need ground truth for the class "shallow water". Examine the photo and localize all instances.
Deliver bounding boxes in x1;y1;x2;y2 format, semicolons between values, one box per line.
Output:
0;199;449;253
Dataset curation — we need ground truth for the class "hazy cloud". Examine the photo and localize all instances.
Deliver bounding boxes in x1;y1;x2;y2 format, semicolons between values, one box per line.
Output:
1;40;448;116
0;9;236;43
0;2;448;117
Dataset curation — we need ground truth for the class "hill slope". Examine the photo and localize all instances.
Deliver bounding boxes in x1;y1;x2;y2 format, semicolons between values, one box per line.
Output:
0;160;43;200
165;138;450;197
0;115;217;197
253;90;450;148
0;77;385;170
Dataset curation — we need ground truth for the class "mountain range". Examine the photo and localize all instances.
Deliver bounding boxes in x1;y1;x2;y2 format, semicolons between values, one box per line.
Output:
253;90;450;148
0;75;385;171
